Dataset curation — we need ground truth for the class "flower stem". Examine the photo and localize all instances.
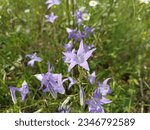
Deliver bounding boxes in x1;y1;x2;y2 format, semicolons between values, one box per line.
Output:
66;0;70;26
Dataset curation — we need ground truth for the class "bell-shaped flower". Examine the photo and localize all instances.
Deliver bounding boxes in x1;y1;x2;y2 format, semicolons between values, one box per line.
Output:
35;62;65;99
9;81;29;104
88;71;96;84
26;53;42;67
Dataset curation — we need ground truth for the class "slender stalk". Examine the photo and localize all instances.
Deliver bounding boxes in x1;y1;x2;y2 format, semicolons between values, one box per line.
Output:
71;0;75;27
138;71;144;113
66;0;70;26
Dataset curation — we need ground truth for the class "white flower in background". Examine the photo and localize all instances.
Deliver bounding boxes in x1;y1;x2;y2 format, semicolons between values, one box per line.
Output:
82;12;90;21
89;0;99;7
139;0;150;4
24;9;30;13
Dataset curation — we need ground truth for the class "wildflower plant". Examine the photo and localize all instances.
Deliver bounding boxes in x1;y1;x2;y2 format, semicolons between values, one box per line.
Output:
7;0;114;113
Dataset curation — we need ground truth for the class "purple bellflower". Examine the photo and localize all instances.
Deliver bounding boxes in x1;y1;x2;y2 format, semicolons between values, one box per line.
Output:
86;97;112;113
75;9;90;26
89;71;96;84
76;10;83;25
35;62;65;99
63;40;96;72
26;53;42;67
83;26;95;38
66;28;83;42
46;0;61;9
94;78;112;97
74;30;83;42
86;98;104;113
45;12;58;23
66;28;76;39
9;81;29;104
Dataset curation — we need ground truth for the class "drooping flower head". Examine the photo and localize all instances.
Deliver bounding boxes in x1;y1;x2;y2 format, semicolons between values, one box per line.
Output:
63;40;96;72
26;53;42;67
9;81;29;104
45;12;58;23
35;62;65;99
89;71;96;84
46;0;61;9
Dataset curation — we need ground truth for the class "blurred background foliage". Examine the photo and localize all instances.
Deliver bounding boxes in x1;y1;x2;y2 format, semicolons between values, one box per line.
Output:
0;0;149;112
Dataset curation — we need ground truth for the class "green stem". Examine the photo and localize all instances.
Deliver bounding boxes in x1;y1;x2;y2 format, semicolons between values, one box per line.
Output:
71;0;75;27
66;0;70;26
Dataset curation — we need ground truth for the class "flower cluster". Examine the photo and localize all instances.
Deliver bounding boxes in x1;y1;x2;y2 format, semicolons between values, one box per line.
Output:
86;78;112;112
9;0;112;113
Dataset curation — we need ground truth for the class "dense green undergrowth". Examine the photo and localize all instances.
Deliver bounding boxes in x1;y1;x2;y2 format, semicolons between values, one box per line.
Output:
0;0;150;113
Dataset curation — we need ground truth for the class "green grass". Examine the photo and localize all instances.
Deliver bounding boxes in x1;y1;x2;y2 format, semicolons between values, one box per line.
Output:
0;0;150;113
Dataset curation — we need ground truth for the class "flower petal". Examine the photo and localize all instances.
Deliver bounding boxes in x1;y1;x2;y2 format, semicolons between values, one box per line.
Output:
84;48;96;60
68;62;77;72
103;78;111;85
77;40;85;55
79;61;90;71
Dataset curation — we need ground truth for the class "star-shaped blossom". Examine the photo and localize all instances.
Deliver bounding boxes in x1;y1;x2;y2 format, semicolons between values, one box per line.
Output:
89;71;96;84
26;53;42;67
46;0;61;9
9;81;29;104
35;62;65;99
45;12;58;23
63;40;96;72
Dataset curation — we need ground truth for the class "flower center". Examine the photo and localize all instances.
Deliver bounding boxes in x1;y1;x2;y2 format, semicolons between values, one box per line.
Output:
75;54;85;64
